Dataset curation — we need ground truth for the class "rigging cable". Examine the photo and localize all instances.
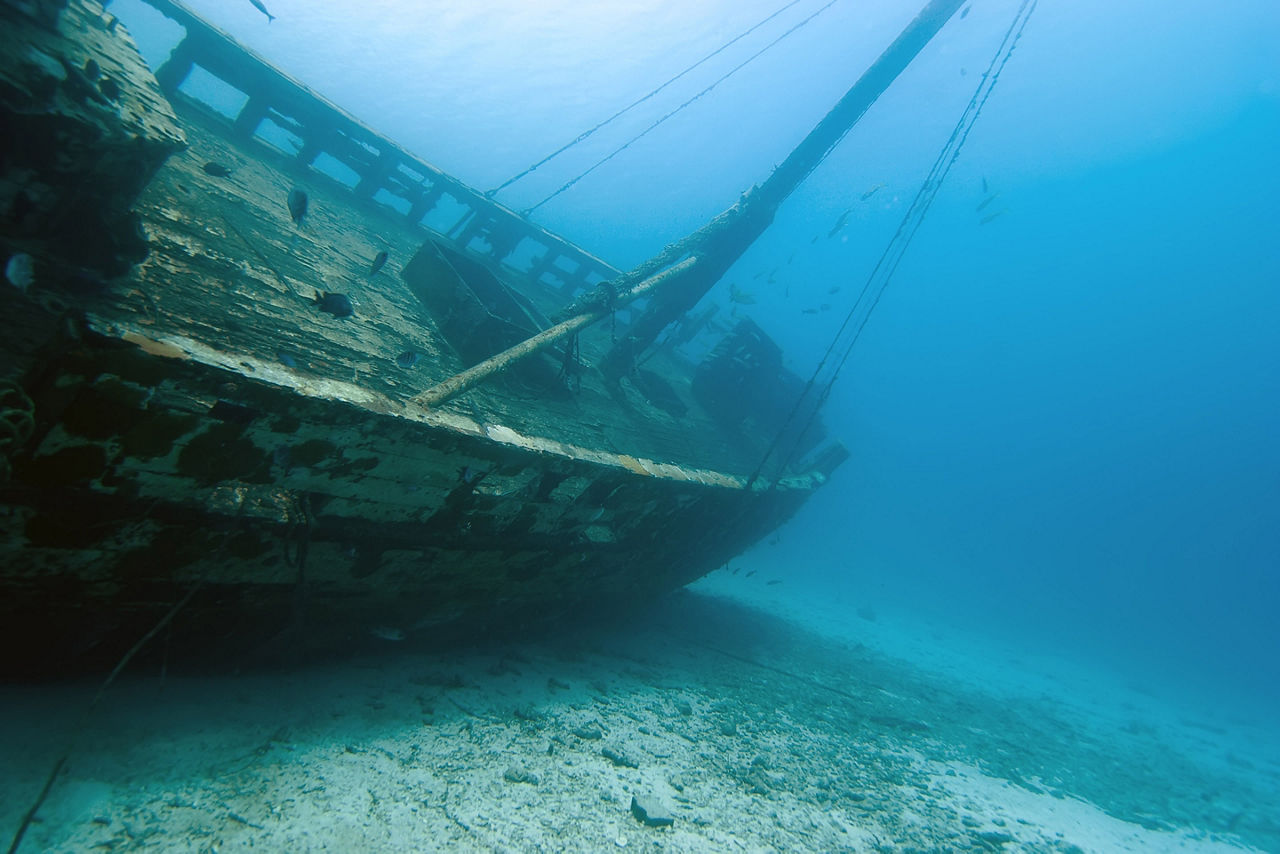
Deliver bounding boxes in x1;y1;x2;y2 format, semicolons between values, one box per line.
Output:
524;0;843;216
488;0;810;198
748;0;1039;488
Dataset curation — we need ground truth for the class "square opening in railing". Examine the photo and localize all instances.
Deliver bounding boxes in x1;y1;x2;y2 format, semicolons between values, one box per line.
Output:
312;152;361;188
254;116;304;156
505;237;547;274
178;65;248;119
420;193;469;235
374;189;412;216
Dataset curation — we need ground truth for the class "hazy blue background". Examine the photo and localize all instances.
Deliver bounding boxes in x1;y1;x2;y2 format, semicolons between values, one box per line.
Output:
113;0;1279;713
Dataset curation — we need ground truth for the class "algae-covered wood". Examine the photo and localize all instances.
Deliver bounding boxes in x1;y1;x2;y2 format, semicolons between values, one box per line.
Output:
0;0;186;383
0;0;837;676
90;94;800;475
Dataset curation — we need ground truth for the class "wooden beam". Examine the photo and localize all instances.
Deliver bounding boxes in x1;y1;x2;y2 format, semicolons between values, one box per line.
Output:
410;257;698;409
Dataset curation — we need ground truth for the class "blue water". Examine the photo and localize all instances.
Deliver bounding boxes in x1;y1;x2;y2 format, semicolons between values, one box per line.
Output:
115;0;1277;743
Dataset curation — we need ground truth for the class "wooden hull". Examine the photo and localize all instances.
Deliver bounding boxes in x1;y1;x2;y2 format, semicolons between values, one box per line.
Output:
1;325;816;675
0;0;836;675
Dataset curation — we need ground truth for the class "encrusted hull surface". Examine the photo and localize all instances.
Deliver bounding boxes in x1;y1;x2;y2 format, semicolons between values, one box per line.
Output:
1;326;815;675
0;0;835;675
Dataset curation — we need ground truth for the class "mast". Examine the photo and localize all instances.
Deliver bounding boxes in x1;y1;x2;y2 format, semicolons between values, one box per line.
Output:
412;0;966;408
600;0;966;378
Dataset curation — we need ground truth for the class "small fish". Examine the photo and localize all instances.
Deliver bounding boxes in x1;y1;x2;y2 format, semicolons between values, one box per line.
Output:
249;0;275;22
745;570;756;578
313;291;354;318
860;183;885;202
276;350;298;368
976;192;1000;212
395;350;421;369
801;307;819;315
960;5;971;19
5;254;35;292
58;58;107;105
981;176;989;194
827;286;840;295
827;208;851;238
287;188;308;225
766;580;782;586
370;626;404;642
202;161;233;178
728;283;756;305
83;59;100;80
457;465;488;485
369;250;389;276
980;210;1007;225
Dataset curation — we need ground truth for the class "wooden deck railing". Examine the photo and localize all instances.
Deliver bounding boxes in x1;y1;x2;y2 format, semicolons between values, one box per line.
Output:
140;0;620;295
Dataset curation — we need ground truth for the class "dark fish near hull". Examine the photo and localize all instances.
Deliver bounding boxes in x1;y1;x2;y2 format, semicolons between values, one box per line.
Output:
249;0;275;22
202;162;233;178
313;291;354;318
370;250;389;276
287;188;308;225
395;350;421;369
58;58;108;105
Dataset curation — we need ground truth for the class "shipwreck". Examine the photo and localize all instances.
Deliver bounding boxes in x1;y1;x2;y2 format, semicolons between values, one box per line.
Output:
0;0;966;675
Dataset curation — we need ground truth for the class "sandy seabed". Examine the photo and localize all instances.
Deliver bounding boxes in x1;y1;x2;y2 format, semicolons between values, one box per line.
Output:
2;587;1276;853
